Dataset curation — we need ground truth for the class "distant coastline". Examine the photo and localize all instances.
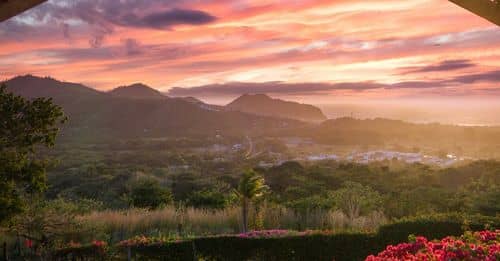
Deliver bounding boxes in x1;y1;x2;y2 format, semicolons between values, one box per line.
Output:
319;103;500;127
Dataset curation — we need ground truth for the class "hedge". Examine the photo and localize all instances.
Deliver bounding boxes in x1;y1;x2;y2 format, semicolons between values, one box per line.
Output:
117;233;378;261
377;213;500;246
55;213;500;261
128;242;193;261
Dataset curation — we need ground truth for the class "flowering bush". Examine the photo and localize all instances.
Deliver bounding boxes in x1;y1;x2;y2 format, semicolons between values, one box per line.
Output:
91;240;106;247
52;239;108;260
366;230;499;260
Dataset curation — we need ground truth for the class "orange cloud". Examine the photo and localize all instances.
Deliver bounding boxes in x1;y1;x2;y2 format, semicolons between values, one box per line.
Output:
0;0;498;100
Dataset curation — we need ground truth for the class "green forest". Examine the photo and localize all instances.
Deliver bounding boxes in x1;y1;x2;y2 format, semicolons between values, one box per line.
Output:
1;82;499;260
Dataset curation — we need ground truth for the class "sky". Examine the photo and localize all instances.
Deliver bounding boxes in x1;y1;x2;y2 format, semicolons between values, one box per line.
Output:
0;0;499;104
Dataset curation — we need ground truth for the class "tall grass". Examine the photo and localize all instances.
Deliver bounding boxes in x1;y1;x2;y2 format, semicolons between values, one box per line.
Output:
80;206;387;243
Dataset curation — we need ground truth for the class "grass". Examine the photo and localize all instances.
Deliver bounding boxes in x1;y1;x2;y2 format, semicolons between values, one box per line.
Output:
79;206;387;243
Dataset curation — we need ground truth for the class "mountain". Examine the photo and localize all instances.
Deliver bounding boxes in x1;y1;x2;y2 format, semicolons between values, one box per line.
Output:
4;75;102;100
109;83;166;99
226;94;327;122
3;75;305;142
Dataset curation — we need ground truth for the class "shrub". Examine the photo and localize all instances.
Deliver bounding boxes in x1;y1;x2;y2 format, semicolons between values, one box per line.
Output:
120;231;378;261
367;230;500;260
118;236;192;261
376;213;500;246
129;179;173;209
186;189;233;209
128;243;193;261
52;240;107;261
195;232;378;261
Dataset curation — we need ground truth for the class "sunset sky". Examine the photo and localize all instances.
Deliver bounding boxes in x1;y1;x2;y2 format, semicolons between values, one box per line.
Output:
0;0;499;104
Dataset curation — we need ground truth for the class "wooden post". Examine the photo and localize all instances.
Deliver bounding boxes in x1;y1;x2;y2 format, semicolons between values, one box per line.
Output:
3;241;7;261
127;246;132;261
16;236;21;258
192;241;197;261
177;223;183;236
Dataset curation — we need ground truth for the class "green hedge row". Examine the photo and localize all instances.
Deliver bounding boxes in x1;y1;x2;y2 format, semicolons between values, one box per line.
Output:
128;233;379;261
55;214;500;261
377;213;500;244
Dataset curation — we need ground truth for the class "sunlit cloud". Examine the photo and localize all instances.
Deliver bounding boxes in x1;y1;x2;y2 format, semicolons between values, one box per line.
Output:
167;70;500;97
0;0;499;100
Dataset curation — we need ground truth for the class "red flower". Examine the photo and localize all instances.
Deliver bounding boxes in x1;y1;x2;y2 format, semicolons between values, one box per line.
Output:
92;240;106;247
366;230;500;261
24;239;33;248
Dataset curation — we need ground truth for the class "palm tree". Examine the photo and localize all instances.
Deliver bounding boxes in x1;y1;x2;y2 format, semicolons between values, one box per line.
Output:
236;169;268;233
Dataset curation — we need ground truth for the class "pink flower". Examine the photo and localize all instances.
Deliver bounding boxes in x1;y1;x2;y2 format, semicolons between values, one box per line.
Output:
366;230;499;261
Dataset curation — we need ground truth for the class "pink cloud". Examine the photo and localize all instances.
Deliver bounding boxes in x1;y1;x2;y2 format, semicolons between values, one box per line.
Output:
0;0;498;98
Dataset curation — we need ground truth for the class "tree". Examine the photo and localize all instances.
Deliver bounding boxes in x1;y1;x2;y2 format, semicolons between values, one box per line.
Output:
129;179;173;209
458;177;500;216
187;189;233;209
0;84;66;224
330;181;382;220
236;169;268;232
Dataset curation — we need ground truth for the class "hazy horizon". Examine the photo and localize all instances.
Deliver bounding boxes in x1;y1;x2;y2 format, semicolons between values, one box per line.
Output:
203;95;500;126
4;73;500;126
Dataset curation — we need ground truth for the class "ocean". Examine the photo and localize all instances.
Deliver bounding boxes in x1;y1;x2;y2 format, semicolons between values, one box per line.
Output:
319;101;500;126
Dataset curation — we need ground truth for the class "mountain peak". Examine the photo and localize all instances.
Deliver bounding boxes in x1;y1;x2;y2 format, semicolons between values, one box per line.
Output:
8;74;69;85
9;74;43;81
4;74;101;100
227;94;327;122
109;83;166;99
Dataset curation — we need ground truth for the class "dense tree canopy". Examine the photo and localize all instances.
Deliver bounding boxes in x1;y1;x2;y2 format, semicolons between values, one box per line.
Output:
129;178;173;209
0;84;66;224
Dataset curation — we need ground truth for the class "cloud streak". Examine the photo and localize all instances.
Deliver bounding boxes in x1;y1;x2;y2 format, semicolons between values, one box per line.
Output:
0;0;499;97
400;59;476;74
0;1;216;48
167;70;500;97
139;9;216;28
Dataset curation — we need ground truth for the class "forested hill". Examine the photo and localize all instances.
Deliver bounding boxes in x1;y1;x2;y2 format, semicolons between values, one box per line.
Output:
109;83;167;99
4;75;306;142
226;93;327;122
292;117;500;157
